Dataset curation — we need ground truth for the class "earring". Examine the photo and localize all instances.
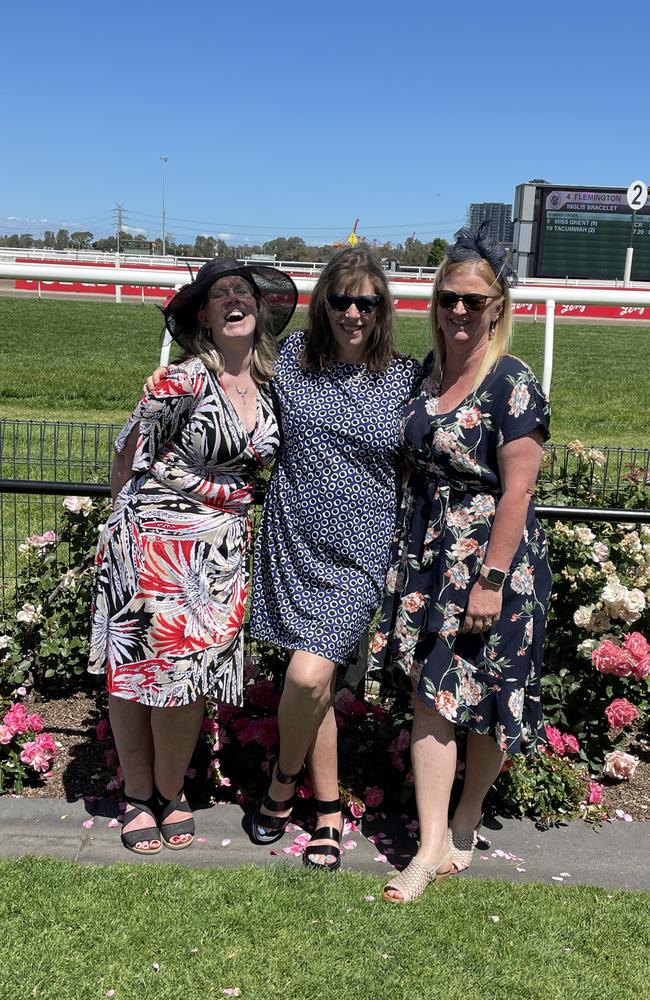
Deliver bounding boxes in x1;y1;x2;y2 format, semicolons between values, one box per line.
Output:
489;320;497;339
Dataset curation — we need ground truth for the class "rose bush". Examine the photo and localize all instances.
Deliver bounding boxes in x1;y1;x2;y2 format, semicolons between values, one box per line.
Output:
0;692;58;793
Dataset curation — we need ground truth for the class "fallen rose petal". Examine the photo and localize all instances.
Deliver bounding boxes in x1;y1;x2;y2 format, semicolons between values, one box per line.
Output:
516;867;526;872
60;815;67;820
489;915;500;923
364;895;376;901
152;963;160;972
197;837;208;844
108;818;119;828
494;849;506;857
222;989;241;997
105;991;115;998
82;819;94;830
221;838;231;846
552;876;564;882
190;948;199;954
559;872;571;877
342;840;357;850
374;853;388;863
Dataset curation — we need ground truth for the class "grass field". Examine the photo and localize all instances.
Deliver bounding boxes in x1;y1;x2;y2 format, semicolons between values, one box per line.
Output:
0;298;648;446
0;858;648;1000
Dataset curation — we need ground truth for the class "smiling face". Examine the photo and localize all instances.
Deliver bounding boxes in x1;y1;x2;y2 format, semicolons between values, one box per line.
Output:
436;263;503;358
198;275;259;346
326;276;380;363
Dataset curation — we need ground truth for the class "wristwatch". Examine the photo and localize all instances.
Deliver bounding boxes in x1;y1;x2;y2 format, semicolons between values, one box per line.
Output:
479;564;508;589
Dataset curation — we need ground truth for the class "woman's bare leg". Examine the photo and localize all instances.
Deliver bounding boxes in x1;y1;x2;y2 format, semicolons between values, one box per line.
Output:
451;730;505;837
150;697;206;846
109;694;158;849
305;673;341;864
384;698;456;901
258;651;337;824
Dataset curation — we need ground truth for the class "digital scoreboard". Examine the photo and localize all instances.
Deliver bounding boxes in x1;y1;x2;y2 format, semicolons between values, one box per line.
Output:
513;183;650;281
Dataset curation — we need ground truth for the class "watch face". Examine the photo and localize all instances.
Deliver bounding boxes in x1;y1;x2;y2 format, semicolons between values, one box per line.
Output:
487;568;506;585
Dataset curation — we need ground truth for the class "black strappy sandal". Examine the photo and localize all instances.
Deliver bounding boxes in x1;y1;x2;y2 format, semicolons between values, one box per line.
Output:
156;788;195;850
250;760;302;846
303;798;343;872
120;795;162;856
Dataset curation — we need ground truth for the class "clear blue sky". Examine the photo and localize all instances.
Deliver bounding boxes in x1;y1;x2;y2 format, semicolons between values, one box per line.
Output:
3;0;649;247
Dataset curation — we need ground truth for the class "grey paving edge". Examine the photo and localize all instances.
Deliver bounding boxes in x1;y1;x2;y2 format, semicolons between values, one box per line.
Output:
0;797;647;892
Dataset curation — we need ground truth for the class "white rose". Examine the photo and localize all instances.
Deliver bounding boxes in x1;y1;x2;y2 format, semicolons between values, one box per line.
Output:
574;526;595;546
0;635;12;649
63;496;93;515
577;638;598;659
619;588;646;624
591;542;609;563
16;602;43;624
573;605;595;628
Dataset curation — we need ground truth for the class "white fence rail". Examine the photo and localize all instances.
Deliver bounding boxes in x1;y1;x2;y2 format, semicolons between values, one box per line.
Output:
2;261;650;396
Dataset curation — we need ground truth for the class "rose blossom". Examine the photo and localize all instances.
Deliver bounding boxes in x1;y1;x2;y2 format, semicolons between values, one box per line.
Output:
591;640;632;678
591;542;610;563
622;632;650;681
619;589;646;624
35;732;57;755
574;526;595;546
0;724;12;745
2;703;28;735
544;724;565;755
364;787;384;808
573;605;595;628
562;734;580;755
16;603;43;625
605;698;639;730
603;750;639;781
587;781;603;805
63;495;93;515
19;740;52;773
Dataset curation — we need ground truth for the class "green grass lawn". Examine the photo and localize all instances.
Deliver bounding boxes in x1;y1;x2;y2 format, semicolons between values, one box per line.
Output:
0;298;648;446
0;858;647;1000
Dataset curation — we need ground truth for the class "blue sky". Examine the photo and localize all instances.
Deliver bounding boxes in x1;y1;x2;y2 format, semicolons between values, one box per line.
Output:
3;0;649;247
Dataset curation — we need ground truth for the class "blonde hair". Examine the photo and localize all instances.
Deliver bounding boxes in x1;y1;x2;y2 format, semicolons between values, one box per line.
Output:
178;297;277;383
430;257;512;391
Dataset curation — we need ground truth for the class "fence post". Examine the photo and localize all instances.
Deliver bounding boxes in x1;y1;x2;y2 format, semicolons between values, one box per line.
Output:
542;299;556;397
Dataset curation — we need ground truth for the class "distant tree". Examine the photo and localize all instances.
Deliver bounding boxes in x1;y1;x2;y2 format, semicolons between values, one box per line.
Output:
400;235;428;266
92;236;117;252
70;231;94;249
54;229;70;250
43;230;56;248
194;235;215;258
426;238;448;267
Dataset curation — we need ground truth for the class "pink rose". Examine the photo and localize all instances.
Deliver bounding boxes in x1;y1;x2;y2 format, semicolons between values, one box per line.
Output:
0;724;12;745
19;740;52;773
35;732;57;755
603;750;639;781
2;703;28;735
587;781;603;805
591;640;632;678
623;632;650;661
348;800;365;819
364;786;384;809
95;719;110;742
562;734;580;755
605;698;639;730
25;713;44;733
544;724;565;755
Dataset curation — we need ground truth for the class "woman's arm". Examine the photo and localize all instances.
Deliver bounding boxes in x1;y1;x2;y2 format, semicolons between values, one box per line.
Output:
462;429;545;634
110;426;139;503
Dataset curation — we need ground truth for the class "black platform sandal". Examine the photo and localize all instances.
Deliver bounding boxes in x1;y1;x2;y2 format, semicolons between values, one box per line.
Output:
250;760;302;846
120;795;162;856
156;789;195;850
303;798;343;872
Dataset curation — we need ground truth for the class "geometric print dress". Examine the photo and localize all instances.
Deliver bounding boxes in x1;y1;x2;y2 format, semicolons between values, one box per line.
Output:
251;330;422;663
88;358;280;708
370;355;552;754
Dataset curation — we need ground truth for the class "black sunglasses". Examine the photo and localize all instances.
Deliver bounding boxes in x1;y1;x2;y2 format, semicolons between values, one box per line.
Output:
327;292;383;314
436;290;499;313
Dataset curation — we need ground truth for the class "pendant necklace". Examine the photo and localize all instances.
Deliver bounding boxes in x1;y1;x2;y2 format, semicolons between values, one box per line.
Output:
235;385;249;398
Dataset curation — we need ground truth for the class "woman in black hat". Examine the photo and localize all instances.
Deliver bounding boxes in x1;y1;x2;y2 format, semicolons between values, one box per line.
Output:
89;259;297;855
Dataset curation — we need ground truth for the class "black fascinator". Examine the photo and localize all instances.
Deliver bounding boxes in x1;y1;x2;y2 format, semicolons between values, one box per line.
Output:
446;220;518;289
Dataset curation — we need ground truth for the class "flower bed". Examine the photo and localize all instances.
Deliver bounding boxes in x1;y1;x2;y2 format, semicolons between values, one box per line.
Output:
0;444;648;825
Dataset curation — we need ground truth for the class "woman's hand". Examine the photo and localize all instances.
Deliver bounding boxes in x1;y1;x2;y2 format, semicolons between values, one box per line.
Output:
144;366;169;394
462;577;503;635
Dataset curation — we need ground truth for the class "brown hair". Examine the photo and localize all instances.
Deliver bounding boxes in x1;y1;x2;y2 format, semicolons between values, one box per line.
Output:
430;257;512;390
300;247;398;373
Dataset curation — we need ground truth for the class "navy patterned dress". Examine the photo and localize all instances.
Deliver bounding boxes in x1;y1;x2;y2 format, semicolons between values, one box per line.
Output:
370;355;552;754
89;359;280;708
251;330;421;663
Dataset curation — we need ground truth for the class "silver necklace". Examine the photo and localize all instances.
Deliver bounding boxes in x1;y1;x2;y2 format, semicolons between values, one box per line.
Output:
235;385;249;398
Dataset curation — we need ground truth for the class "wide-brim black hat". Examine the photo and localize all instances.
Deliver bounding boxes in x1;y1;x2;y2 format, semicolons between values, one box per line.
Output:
163;257;298;345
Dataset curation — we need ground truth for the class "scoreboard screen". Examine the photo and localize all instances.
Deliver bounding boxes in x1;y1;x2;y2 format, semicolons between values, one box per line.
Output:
537;187;650;281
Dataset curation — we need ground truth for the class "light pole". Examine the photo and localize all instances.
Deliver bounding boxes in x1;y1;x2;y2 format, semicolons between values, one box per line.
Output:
160;155;168;256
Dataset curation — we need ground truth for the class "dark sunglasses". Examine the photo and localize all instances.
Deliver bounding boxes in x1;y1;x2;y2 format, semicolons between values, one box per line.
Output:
327;292;383;314
436;290;498;312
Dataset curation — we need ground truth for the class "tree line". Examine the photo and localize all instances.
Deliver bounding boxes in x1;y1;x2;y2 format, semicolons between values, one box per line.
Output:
0;229;449;267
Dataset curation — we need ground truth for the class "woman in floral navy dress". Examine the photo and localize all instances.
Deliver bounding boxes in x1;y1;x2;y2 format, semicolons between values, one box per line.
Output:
89;259;296;855
372;224;552;902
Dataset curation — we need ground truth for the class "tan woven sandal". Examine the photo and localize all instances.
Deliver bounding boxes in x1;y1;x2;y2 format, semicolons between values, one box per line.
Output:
383;851;453;904
448;825;479;873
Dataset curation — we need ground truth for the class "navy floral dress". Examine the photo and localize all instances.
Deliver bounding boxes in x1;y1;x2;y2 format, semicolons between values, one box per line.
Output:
370;355;552;754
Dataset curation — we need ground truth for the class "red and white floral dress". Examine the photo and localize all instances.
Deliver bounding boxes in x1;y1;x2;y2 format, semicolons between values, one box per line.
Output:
88;359;279;707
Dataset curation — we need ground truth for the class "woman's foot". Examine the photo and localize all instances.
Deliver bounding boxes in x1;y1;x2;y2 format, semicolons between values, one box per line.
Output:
250;760;302;845
383;843;453;903
157;789;195;850
448;810;484;873
120;795;162;855
303;799;343;871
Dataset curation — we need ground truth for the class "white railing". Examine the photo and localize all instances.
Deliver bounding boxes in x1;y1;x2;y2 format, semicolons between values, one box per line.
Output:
2;260;650;395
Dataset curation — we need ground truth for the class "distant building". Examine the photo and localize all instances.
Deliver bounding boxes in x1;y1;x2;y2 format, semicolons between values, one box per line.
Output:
466;203;513;245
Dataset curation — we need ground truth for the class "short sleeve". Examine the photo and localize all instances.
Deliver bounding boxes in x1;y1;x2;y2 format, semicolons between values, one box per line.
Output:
115;361;204;471
496;361;550;447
